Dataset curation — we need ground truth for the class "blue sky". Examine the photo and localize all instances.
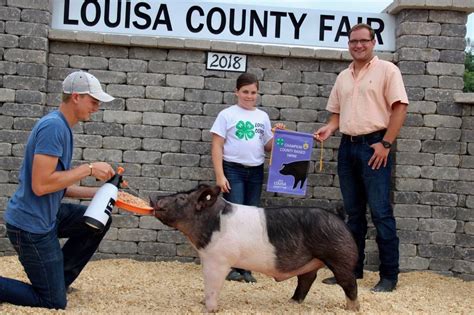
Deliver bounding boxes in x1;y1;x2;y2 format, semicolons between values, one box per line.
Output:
202;0;474;40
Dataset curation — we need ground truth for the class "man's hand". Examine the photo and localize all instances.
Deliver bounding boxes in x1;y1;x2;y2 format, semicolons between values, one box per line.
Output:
314;113;339;142
368;142;390;169
313;125;333;142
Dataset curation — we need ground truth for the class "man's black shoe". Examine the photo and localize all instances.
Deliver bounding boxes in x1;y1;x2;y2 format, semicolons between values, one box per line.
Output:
322;273;363;285
322;276;338;285
371;278;397;292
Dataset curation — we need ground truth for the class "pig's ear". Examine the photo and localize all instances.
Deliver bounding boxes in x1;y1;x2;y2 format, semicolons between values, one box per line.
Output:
196;187;220;211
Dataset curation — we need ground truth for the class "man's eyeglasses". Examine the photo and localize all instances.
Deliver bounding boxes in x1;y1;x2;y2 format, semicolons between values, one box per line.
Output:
348;39;373;46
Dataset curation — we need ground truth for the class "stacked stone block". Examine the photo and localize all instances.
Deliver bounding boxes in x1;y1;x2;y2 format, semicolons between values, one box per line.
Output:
0;0;50;256
392;9;473;280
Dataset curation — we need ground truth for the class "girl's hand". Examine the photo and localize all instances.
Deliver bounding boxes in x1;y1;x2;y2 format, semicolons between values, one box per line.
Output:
216;176;231;193
273;123;286;131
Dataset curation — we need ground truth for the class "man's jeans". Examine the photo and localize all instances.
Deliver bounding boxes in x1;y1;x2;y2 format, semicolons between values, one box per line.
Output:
338;133;399;281
222;161;264;207
0;203;110;309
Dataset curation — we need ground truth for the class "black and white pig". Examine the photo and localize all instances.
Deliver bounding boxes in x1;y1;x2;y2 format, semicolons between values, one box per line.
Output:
150;184;359;312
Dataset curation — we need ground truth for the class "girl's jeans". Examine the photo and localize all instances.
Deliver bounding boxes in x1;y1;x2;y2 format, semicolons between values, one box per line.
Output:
222;161;264;207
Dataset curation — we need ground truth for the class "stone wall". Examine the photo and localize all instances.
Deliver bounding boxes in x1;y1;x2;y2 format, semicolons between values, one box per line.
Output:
0;0;473;280
385;4;474;280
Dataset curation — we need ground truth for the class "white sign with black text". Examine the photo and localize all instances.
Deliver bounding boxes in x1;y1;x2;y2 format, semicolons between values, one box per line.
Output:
50;0;396;51
206;52;247;72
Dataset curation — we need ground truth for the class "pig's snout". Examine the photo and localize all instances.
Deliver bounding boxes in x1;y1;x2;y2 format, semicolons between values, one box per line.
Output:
148;195;165;218
149;197;158;209
149;193;163;209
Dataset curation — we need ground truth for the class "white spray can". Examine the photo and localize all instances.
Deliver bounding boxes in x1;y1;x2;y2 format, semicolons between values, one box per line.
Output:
83;167;123;231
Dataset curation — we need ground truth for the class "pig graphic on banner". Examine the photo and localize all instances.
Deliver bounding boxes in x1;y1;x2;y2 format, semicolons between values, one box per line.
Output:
267;129;313;196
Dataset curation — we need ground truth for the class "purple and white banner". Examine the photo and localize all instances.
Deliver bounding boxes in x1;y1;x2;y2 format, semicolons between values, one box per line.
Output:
267;129;313;196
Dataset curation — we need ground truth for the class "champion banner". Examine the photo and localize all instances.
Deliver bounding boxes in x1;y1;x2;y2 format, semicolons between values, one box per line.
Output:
267;129;313;196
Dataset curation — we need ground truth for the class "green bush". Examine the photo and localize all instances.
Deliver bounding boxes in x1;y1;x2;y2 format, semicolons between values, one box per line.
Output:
465;49;474;92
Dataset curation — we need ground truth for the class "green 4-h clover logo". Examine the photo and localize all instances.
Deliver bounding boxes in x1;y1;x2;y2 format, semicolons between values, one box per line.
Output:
235;120;255;140
276;138;285;146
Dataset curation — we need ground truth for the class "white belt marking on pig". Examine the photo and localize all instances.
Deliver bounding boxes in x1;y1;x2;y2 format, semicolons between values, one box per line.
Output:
199;202;277;271
198;201;325;280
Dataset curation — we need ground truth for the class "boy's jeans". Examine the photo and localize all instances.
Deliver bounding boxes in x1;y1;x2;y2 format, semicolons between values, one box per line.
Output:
0;203;110;309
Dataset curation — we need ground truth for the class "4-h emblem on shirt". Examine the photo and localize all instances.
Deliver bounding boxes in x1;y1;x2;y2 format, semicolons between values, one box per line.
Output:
235;120;255;140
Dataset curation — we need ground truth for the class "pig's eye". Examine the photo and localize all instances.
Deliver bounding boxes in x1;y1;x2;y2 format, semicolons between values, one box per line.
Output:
177;195;186;205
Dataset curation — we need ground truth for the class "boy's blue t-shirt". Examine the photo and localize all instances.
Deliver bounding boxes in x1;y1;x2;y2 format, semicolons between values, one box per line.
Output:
5;110;73;233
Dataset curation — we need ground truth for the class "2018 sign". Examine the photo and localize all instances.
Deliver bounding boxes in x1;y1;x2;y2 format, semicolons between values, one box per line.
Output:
206;52;247;72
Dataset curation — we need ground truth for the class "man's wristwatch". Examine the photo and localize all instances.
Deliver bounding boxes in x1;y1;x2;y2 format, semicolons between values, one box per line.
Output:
381;140;392;149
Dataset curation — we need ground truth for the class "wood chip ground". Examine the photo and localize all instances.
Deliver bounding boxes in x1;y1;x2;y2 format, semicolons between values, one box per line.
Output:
0;256;472;314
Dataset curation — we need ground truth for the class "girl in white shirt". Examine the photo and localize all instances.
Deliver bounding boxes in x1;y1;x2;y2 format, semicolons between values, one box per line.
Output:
210;73;284;283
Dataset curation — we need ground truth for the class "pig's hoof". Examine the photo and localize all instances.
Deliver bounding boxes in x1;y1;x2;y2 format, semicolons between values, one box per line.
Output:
346;298;360;312
290;297;303;304
204;306;219;313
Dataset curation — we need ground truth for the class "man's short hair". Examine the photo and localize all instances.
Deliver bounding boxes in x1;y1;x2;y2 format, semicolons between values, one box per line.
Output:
62;93;72;102
349;23;375;40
